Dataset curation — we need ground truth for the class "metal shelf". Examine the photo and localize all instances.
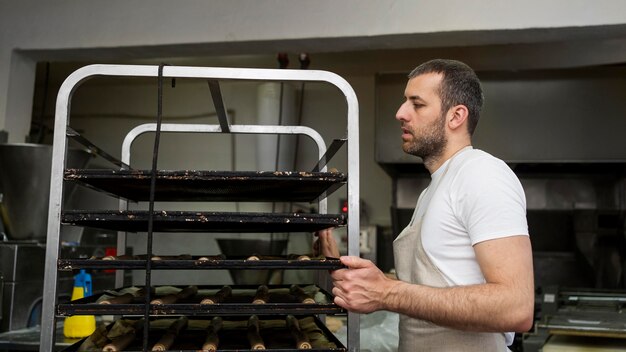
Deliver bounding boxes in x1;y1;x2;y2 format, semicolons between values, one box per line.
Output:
61;315;346;351
57;285;343;316
41;64;360;352
58;255;342;271
62;210;346;232
65;169;346;202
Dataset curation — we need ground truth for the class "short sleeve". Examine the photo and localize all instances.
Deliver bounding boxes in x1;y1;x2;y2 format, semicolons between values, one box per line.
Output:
450;157;528;245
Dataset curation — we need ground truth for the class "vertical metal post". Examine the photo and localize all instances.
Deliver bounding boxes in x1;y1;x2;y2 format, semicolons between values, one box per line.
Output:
344;77;360;352
39;69;75;352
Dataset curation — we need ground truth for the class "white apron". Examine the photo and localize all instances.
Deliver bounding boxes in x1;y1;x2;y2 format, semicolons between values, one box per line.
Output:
393;152;506;352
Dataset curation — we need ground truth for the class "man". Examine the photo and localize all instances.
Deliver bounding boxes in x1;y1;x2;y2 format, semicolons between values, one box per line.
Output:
316;59;534;351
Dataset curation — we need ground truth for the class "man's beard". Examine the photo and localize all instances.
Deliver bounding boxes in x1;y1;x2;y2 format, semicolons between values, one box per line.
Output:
402;114;447;160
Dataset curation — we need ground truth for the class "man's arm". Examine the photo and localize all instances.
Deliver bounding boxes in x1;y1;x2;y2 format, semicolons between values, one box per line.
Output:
331;235;534;332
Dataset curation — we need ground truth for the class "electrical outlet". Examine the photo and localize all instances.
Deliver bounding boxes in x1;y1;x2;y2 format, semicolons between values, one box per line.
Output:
360;228;371;253
359;225;377;257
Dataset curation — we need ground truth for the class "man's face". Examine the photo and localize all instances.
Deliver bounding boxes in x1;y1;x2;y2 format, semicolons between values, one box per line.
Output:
395;72;447;159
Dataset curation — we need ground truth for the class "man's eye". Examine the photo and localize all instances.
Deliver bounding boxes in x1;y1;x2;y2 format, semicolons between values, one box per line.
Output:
413;104;423;109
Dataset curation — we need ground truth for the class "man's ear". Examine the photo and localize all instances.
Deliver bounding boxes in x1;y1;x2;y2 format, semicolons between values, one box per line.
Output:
448;105;469;131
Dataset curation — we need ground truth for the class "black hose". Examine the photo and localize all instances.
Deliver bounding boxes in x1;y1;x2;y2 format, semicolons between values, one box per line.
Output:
143;63;167;351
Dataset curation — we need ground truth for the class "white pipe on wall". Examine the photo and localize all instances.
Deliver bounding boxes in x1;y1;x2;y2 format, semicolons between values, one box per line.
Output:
256;82;297;172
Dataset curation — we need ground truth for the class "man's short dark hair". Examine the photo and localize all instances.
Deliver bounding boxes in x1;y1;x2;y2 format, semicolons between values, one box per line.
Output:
409;59;483;135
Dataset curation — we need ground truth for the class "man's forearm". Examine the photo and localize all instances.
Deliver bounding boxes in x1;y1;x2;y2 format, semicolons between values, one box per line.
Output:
383;280;533;332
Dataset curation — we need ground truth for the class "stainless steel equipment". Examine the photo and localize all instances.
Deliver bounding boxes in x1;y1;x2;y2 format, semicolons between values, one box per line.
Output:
0;143;91;337
0;241;45;332
0;143;91;240
524;286;626;351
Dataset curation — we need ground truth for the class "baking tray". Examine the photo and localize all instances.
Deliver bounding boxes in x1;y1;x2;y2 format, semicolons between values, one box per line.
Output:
58;255;342;271
64;169;346;202
61;210;346;232
61;315;346;351
57;285;343;316
536;310;626;337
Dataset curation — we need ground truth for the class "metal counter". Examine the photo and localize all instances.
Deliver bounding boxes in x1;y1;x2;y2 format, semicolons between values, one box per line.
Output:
0;324;75;351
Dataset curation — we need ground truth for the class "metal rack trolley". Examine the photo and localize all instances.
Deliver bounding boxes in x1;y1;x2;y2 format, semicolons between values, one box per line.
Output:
40;65;360;351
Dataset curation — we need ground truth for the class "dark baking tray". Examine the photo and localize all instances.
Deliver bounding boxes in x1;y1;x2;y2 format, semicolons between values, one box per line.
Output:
57;285;343;316
64;169;346;202
58;255;342;271
61;210;346;232
61;315;346;351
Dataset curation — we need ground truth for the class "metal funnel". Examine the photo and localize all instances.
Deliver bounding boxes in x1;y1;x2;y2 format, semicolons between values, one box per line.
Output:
0;143;91;240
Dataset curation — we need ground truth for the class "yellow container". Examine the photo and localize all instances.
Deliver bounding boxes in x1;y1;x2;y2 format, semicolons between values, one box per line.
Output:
63;271;96;338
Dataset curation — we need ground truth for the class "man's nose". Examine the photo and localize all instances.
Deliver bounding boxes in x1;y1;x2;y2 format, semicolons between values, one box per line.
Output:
395;102;408;121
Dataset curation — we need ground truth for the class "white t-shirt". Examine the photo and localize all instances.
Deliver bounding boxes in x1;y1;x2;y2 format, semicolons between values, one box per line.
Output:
411;147;528;346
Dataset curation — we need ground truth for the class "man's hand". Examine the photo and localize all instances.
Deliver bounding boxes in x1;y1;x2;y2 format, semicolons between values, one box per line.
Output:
313;228;340;258
330;256;398;313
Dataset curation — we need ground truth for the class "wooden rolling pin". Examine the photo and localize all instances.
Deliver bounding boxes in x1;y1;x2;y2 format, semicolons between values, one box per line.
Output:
201;286;232;305
290;285;315;304
202;316;223;352
151;316;188;351
247;315;265;350
102;332;135;352
151;285;198;305
102;319;144;352
286;315;312;349
252;285;270;304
